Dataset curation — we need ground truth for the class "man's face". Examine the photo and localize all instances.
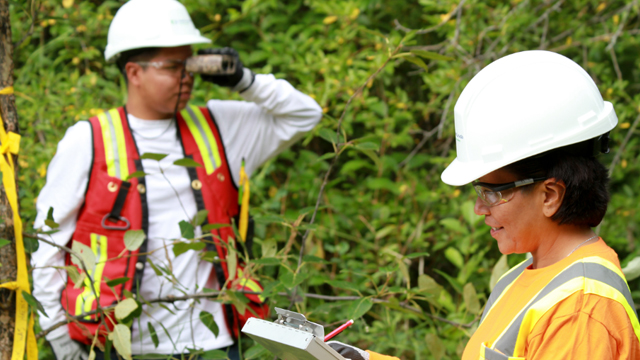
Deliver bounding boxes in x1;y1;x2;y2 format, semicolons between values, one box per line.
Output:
129;45;194;118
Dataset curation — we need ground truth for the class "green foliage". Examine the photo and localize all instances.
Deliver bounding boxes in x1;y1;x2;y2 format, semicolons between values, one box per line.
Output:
8;0;640;359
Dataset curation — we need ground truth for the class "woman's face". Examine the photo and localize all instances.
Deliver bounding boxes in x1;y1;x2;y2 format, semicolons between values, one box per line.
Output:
473;168;547;255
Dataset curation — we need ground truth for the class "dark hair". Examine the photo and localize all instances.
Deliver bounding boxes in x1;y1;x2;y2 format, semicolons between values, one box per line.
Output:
502;139;610;228
116;47;161;83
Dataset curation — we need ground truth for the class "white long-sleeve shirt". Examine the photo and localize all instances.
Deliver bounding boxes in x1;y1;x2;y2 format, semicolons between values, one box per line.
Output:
31;73;322;354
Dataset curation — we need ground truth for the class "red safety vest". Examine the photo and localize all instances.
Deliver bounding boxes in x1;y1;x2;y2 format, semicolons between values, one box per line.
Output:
60;105;268;344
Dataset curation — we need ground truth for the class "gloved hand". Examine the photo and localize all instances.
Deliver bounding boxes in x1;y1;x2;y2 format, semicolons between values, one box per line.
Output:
49;331;88;360
197;47;246;88
328;341;369;360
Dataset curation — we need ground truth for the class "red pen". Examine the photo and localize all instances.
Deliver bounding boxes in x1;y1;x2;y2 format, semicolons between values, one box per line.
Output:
324;319;355;342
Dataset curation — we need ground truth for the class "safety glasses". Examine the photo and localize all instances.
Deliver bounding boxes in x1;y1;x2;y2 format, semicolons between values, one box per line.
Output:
473;177;547;207
134;60;191;78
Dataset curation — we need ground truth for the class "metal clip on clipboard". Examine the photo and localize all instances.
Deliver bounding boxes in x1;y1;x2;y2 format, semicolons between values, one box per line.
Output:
241;308;347;360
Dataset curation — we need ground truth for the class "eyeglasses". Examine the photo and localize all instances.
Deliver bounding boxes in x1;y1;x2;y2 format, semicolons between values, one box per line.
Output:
133;60;192;78
473;177;547;207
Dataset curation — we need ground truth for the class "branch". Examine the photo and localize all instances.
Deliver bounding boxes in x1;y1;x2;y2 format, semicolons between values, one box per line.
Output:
398;128;438;168
38;289;477;338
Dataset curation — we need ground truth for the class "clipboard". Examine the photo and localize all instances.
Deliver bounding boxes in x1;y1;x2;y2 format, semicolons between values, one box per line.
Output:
241;308;347;360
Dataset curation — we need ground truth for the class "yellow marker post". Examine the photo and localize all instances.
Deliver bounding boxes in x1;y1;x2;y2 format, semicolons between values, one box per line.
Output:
0;86;38;360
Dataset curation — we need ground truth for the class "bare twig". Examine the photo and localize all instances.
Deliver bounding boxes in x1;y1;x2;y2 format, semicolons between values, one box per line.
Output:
437;78;461;139
451;0;466;46
398;128;439;168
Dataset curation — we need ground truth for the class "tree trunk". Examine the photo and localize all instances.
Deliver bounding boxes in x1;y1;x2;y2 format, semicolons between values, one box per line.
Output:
0;1;19;359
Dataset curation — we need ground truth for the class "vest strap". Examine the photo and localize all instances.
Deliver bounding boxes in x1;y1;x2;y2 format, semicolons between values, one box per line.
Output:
102;181;132;230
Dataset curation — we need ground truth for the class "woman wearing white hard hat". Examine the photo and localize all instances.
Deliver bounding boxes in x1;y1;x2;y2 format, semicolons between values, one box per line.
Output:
442;50;640;359
31;0;322;359
328;51;640;360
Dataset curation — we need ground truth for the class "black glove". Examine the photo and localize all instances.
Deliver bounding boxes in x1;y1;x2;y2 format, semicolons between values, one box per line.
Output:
197;47;245;88
327;341;369;360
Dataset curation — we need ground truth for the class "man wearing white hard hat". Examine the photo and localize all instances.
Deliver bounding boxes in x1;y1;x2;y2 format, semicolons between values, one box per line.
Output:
31;0;322;359
327;51;640;359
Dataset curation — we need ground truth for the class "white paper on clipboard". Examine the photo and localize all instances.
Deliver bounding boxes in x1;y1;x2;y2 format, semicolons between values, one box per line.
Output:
241;308;347;360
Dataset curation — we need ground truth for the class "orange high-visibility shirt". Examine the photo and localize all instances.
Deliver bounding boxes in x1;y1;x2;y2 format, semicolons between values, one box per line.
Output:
463;239;640;359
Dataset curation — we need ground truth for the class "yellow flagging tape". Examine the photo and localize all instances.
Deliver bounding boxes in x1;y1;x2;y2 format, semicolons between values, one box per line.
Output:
238;159;250;242
0;85;39;360
0;86;14;95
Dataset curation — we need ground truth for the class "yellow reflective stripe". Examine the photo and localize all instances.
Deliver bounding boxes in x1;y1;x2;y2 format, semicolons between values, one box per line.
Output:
181;107;214;174
97;112;116;178
74;234;109;318
585;278;640;343
237;268;264;302
482;258;532;323
109;108;129;180
191;106;222;170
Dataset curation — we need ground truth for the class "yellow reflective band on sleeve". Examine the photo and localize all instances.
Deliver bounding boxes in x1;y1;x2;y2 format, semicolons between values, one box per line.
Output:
97;112;116;178
237;268;265;302
109;108;130;180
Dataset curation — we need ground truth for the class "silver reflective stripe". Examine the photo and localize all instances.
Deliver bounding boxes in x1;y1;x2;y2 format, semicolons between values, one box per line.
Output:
481;258;533;324
186;106;216;170
494;262;637;356
484;347;510;360
105;110;121;179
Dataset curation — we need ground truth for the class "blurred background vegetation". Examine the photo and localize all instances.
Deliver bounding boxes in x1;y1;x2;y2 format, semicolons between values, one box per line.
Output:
6;0;640;359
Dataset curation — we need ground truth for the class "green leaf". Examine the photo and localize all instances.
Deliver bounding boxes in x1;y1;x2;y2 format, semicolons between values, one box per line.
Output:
201;349;228;360
71;241;96;271
179;220;195;239
115;298;138;320
261;238;277;258
439;218;467;234
318;128;338;144
173;241;206;257
444;247;464;268
23;236;39;253
124;230;146;251
199;311;220;338
244;344;268;359
147;258;162;276
463;282;480;315
108;324;133;360
252;257;281;265
173;157;203;168
125;171;147;180
434;269;463;294
418;274;442;297
202;223;231;232
140;153;168;161
347;297;373;319
45;208;59;229
403;56;429;71
22;291;48;317
406;252;430;259
425;333;445;360
622;256;640;281
147;322;159;348
226;239;237;282
354;142;379;150
106;277;130;287
302;255;327;263
410;49;454;61
63;266;82;285
490;254;509;291
193;209;209;226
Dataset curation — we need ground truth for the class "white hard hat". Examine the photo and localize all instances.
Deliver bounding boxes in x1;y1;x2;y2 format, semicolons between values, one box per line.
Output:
104;0;211;62
441;50;617;186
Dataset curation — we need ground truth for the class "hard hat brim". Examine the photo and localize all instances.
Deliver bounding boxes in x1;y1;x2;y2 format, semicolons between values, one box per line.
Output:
105;34;212;62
